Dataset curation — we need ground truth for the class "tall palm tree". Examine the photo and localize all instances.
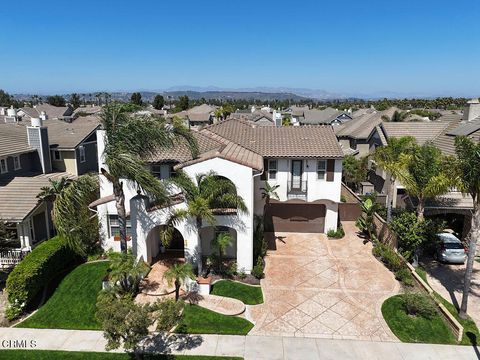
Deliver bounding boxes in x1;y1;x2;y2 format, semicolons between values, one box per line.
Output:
163;262;195;301
99;103;198;253
165;171;247;274
373;136;415;222
403;143;453;220
454;136;480;319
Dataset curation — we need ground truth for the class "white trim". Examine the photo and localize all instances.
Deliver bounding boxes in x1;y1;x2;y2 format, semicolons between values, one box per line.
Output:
52;150;62;161
13;155;21;170
79;146;86;163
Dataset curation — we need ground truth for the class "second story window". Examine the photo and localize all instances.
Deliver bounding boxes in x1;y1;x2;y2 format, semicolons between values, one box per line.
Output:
79;146;86;163
108;215;132;237
317;160;326;180
268;160;277;180
0;158;7;174
152;165;162;179
13;156;21;170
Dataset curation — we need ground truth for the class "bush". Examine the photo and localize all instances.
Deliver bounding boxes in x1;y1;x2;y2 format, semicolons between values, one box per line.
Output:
402;292;437;319
340;195;347;203
327;225;345;239
251;257;265;279
372;242;403;272
395;268;414;287
5;237;81;320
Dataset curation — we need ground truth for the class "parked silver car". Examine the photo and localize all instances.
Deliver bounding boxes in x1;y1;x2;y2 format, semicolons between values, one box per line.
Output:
434;233;467;264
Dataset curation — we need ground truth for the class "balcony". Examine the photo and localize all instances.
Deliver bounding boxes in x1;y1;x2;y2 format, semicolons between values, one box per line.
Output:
287;179;308;199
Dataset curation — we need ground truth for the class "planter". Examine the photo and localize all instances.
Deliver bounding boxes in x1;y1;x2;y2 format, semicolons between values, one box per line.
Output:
196;276;212;295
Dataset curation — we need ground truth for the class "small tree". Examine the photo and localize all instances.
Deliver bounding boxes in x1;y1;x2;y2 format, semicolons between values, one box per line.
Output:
96;292;151;360
108;251;150;295
153;95;165;110
342;155;368;191
46;95;66;107
356;195;379;241
260;181;280;205
454;136;480;318
70;93;81;109
177;95;189;111
212;232;233;273
130;92;142;106
151;298;185;332
163;262;195;301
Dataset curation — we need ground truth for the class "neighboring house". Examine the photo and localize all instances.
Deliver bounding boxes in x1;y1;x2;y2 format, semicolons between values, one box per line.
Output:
73;105;103;117
96;118;343;272
186;104;218;128
0;115;100;265
335;107;398;157
229;110;277;126
286;107;352;126
18;103;74;122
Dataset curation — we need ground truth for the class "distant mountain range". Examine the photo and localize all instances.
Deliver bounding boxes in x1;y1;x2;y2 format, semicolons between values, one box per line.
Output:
12;86;474;102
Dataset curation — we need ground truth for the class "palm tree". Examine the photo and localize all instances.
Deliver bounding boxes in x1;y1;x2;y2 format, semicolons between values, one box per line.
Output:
99;103;198;253
212;232;233;273
53;174;99;255
373;136;415;222
163;262;195;301
403;143;453;220
260;181;280;205
391;110;409;122
454;136;480;319
165;171;247;274
37;177;72;222
109;250;150;295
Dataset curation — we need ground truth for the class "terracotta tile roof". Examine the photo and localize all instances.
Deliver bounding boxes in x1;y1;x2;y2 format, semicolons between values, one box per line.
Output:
381;121;451;145
0;123;34;157
203;118;343;158
0;172;73;222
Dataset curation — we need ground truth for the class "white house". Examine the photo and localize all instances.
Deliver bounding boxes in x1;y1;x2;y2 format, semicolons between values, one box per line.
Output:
96;118;344;273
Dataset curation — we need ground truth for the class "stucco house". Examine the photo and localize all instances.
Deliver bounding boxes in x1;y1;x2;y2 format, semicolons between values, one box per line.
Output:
96;118;343;273
0;113;100;266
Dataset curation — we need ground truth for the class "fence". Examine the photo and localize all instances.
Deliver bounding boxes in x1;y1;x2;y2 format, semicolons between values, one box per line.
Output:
0;249;29;269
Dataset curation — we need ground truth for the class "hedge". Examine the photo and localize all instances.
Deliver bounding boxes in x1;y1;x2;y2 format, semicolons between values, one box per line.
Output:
5;236;82;320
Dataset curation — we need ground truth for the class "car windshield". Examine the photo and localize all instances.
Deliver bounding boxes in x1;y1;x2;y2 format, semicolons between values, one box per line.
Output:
444;243;464;250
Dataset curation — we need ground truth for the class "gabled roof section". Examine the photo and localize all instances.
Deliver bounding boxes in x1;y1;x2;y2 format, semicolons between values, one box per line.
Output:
204;118;344;158
0;123;34;157
20;104;73;119
433;113;480;156
381;121;451;145
335;107;398;139
301;108;351;125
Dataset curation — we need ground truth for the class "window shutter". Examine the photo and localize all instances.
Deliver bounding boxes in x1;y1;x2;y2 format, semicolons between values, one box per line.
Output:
326;159;335;182
261;159;268;180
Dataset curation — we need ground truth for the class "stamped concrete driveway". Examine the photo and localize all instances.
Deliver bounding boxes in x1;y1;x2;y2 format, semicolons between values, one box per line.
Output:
248;222;400;341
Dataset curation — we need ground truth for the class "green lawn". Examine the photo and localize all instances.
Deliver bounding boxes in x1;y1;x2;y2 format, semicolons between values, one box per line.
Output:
415;266;479;345
382;295;457;344
211;280;263;305
17;261;110;330
175;305;253;335
0;350;242;360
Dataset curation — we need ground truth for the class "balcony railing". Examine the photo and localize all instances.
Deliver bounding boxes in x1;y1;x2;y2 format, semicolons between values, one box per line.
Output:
0;249;30;269
287;179;308;199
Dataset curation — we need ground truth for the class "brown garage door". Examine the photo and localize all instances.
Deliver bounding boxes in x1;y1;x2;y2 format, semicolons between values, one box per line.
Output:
266;203;326;233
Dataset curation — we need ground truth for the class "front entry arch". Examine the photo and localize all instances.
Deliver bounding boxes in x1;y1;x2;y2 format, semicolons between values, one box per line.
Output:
146;225;185;263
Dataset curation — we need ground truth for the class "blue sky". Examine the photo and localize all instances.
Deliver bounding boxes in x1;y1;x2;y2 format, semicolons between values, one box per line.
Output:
1;0;479;96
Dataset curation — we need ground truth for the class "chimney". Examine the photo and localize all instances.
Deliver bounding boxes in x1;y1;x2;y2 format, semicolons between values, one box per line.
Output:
463;98;480;121
27;118;52;174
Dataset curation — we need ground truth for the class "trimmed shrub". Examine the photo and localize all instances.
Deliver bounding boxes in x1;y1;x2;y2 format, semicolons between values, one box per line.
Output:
251;257;265;279
327;225;345;239
395;268;414;287
5;236;81;320
372;242;403;272
402;292;437;319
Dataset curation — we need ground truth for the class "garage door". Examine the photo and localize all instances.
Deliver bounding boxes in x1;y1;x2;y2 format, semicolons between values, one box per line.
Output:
266;203;326;233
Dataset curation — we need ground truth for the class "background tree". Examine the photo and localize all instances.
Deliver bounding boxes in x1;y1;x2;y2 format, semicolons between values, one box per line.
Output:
165;171;247;274
454;136;480;319
373;136;415;222
96;292;151;360
130;92;142;106
51;174;99;256
391;110;409;122
46;95;66;107
342;155;368;191
0;89;22;108
177;95;190;111
163;262;195;301
152;94;165;110
0;221;18;250
212;232;233;273
99;104;197;252
69;93;81;109
403;143;452;220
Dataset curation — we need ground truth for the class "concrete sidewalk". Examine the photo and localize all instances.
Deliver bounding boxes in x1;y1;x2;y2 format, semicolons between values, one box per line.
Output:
0;327;478;359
